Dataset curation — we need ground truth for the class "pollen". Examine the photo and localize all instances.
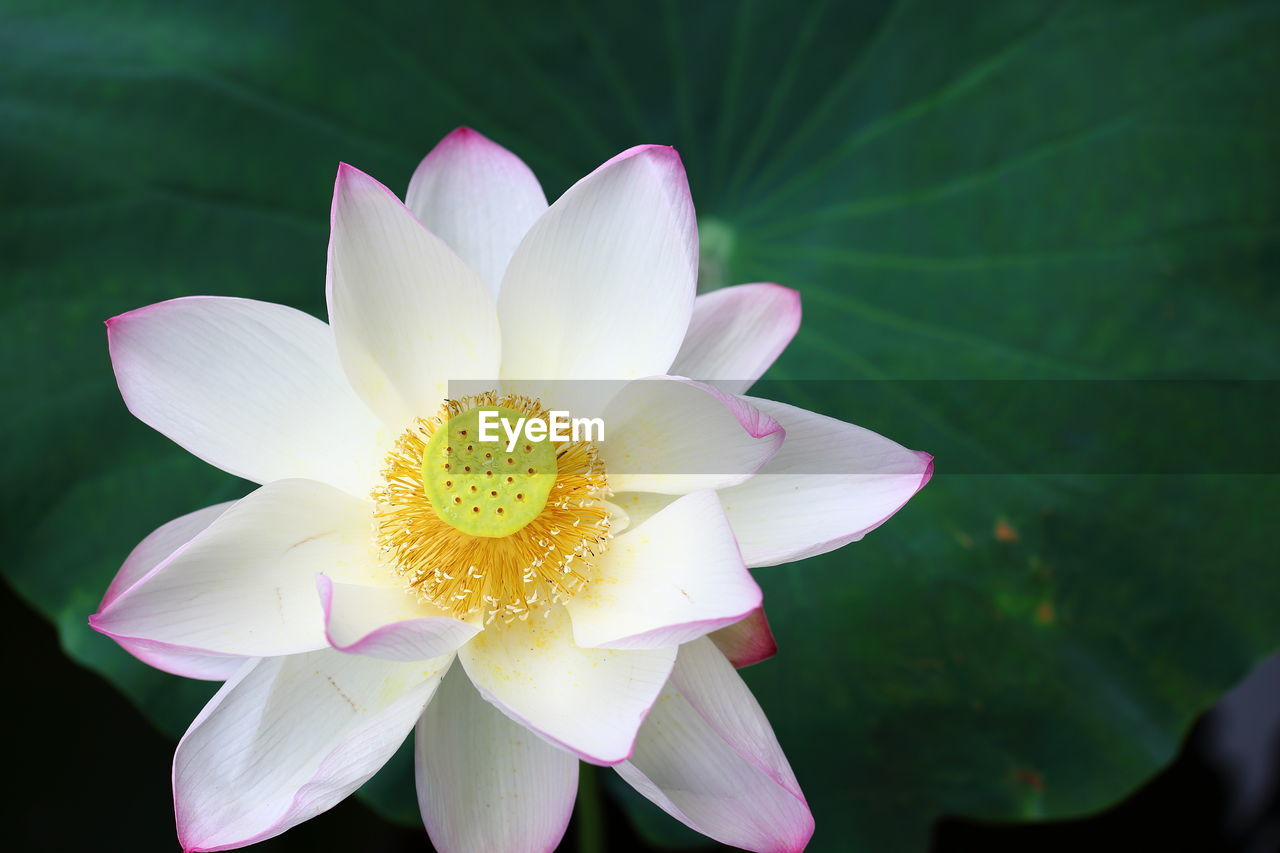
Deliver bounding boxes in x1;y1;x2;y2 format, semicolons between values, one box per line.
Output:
373;391;613;624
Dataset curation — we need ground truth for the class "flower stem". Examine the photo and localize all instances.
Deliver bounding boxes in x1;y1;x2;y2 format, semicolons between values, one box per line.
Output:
576;763;606;853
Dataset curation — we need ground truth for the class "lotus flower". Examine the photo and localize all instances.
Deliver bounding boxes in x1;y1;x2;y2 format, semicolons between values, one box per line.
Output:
90;128;932;853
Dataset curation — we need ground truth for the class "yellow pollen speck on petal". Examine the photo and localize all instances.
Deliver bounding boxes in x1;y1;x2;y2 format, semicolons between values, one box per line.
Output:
373;391;612;623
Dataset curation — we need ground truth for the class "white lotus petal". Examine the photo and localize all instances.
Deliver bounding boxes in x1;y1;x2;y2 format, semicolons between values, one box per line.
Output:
318;575;480;662
98;502;243;680
93;479;380;657
175;649;449;851
406;127;547;298
611;491;677;530
415;664;578;853
498;145;697;384
720;397;933;567
616;638;813;852
601;378;783;494
108;296;385;497
102;502;234;610
670;283;802;394
460;607;674;765
566;491;760;650
327;163;501;429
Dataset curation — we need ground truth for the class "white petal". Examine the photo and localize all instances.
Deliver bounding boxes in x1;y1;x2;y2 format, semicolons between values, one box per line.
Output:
102;503;234;609
406;127;548;298
460;607;675;765
92;479;380;657
175;649;449;851
107;296;386;497
566;491;760;650
498;146;697;383
720;397;933;567
327;164;501;429
318;575;480;662
99;502;243;680
670;283;802;394
600;378;783;494
415;664;578;853
616;638;813;853
709;607;778;669
611;491;677;530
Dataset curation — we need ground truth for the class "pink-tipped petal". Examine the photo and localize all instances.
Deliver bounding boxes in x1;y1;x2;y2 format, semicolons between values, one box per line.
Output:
498;145;697;383
566;491;761;650
175;649;449;852
459;607;675;765
415;664;578;853
719;398;932;568
99;501;244;680
102;503;234;610
406;127;548;298
317;574;479;662
92;479;379;658
600;377;784;495
670;283;802;394
327;163;501;430
107;296;386;498
709;608;778;669
616;638;813;853
111;637;245;682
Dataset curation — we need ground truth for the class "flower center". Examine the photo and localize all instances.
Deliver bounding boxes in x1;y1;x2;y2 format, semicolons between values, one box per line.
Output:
420;405;556;538
374;392;612;623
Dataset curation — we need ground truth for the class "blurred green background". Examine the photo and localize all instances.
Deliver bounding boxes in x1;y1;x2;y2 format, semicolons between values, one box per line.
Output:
2;0;1278;850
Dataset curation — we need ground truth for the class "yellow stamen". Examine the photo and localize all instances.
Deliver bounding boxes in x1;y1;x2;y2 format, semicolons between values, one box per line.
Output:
373;391;612;623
